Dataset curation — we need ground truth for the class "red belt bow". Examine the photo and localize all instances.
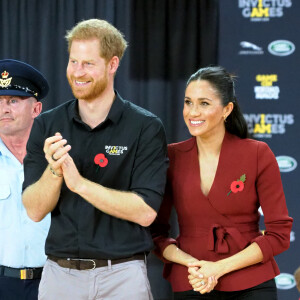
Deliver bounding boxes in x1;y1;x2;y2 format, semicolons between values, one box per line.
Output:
207;224;249;253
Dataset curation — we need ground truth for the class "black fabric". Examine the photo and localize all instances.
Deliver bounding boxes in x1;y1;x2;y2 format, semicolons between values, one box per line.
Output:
173;279;277;300
0;275;40;300
23;91;168;260
0;0;218;144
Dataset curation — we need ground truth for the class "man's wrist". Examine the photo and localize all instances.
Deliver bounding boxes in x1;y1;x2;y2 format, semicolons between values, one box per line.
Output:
49;166;63;177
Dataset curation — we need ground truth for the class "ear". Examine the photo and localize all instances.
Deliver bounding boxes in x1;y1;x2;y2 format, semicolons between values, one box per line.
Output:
223;101;234;119
32;101;42;118
108;56;120;75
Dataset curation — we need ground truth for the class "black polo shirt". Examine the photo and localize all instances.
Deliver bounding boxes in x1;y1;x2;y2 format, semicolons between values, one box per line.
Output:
23;92;168;259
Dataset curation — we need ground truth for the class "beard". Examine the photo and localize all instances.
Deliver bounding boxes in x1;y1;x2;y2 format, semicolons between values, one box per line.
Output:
67;73;108;101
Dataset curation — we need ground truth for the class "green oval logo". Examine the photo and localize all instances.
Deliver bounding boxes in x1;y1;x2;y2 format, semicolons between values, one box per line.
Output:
276;156;297;172
268;40;295;56
275;273;296;290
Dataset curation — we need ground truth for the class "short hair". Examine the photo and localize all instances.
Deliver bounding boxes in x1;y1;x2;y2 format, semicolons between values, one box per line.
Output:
65;19;128;62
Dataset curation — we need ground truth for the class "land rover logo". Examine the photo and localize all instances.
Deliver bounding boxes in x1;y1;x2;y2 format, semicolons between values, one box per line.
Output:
268;40;295;56
275;273;296;290
276;156;297;172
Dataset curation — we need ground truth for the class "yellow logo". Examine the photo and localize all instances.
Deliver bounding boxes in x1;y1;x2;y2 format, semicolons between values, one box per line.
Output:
253;114;271;134
256;74;277;86
109;147;118;154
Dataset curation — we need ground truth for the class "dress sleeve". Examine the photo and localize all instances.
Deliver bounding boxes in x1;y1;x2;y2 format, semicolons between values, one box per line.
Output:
251;142;293;263
150;146;178;263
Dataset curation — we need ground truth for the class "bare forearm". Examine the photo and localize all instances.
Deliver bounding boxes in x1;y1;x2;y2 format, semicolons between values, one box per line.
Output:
74;177;156;226
218;242;263;277
23;165;63;222
163;244;198;266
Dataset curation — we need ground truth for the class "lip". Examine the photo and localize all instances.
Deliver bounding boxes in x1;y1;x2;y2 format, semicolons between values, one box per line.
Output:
0;117;13;122
189;119;205;127
74;80;91;87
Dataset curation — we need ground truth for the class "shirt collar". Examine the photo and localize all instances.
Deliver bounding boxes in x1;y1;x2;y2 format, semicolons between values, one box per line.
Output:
68;90;126;128
0;138;11;158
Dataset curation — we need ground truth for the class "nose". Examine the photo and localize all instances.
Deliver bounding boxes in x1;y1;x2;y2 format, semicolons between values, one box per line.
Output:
0;100;11;113
190;104;201;116
72;63;86;78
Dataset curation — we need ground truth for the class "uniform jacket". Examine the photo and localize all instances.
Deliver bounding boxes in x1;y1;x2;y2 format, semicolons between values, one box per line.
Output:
152;132;293;292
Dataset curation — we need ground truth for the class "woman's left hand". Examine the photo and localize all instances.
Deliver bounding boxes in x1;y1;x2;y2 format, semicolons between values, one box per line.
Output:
188;260;226;282
188;266;218;293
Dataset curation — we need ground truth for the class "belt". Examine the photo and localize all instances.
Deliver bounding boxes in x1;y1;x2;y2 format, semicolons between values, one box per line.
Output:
48;253;146;270
180;223;259;254
0;265;43;280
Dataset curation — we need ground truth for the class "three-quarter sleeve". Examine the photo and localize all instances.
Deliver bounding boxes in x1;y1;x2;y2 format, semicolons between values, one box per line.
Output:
251;142;293;263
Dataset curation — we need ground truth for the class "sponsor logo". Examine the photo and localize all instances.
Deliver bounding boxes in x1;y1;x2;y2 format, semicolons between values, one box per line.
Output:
275;273;296;290
268;40;295;56
290;231;295;242
243;113;294;138
276;156;297;172
254;74;279;100
105;145;128;156
239;0;292;22
239;41;264;55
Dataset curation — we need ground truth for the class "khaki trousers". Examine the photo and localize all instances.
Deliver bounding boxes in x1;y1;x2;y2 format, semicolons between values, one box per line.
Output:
38;258;153;300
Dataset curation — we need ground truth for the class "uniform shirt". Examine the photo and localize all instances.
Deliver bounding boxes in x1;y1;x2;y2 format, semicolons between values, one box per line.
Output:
0;138;50;268
23;92;168;259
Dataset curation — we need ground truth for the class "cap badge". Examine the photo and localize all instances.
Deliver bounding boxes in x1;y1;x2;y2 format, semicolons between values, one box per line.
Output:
0;70;12;88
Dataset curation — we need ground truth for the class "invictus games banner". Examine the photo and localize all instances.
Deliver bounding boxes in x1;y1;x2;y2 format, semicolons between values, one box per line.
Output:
218;1;299;299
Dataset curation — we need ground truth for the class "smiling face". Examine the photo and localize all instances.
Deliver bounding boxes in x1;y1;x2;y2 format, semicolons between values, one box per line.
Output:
66;39;110;101
183;80;232;139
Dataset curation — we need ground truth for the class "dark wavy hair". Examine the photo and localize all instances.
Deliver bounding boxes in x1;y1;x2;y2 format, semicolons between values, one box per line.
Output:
187;66;249;139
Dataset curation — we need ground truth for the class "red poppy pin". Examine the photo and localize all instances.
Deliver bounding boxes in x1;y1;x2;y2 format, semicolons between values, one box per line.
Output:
94;153;108;172
227;174;246;196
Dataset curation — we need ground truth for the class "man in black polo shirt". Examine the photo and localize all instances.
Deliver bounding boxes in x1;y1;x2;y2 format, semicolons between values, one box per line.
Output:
22;19;168;300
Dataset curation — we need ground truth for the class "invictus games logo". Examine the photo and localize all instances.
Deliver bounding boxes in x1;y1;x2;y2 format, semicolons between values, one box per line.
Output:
105;145;128;156
239;0;292;22
254;74;279;100
276;156;297;172
243;113;294;138
275;273;296;290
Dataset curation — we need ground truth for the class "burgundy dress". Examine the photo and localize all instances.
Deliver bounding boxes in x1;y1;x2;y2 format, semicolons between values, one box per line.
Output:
152;132;293;292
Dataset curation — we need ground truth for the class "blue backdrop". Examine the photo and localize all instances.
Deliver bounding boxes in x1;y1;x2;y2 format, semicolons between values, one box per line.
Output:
218;1;299;299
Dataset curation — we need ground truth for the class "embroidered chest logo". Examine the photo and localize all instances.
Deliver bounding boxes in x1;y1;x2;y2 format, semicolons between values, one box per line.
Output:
0;70;12;88
105;145;128;156
227;174;246;196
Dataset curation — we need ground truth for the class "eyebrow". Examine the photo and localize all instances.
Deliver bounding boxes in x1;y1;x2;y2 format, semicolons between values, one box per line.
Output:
184;96;213;101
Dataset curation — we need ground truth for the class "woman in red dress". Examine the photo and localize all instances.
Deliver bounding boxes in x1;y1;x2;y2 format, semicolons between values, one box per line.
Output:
151;66;293;299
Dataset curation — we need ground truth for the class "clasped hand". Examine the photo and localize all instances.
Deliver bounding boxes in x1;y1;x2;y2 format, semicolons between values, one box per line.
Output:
187;260;224;294
44;132;81;192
